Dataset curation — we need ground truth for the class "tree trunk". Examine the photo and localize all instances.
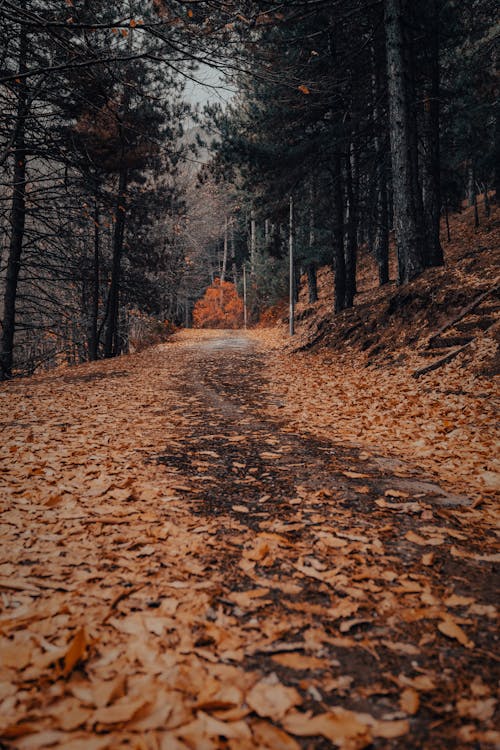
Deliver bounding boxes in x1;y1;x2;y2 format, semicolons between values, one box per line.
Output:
222;219;228;280
307;186;318;303
230;222;238;286
372;35;390;286
421;0;444;268
294;262;300;304
88;197;100;361
103;162;128;358
384;0;425;284
332;155;346;313
375;174;390;285
0;12;28;380
344;143;358;308
494;108;500;203
467;161;476;207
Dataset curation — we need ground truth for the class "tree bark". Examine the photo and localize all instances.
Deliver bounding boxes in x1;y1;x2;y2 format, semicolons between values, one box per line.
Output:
421;0;444;267
384;0;425;284
375;173;390;285
221;217;228;284
332;155;346;313
103;162;128;358
372;36;390;286
0;11;28;380
88;196;100;361
307;185;318;303
344;143;358;308
495;109;500;203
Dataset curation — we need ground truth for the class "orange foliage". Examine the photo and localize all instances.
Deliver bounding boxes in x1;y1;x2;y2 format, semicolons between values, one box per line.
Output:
193;278;244;329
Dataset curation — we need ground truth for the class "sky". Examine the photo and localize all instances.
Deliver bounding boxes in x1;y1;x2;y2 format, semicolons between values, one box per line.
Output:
184;63;235;108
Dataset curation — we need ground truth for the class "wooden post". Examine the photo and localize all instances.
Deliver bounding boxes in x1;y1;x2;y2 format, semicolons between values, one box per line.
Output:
289;195;295;336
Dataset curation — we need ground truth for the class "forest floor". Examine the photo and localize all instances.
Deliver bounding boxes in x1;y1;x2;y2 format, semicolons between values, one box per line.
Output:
1;327;498;749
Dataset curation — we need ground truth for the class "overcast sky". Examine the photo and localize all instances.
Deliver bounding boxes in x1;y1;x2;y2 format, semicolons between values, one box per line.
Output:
184;64;235;108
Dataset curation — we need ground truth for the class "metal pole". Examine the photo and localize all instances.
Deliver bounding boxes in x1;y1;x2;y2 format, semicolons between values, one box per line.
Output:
243;263;247;330
289;195;295;336
250;210;256;273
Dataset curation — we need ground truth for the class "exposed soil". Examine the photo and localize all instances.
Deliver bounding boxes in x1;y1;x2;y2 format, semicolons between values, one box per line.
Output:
286;203;500;376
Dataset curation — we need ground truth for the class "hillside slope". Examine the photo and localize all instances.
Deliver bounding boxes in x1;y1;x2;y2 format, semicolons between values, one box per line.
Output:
290;202;499;378
258;203;499;501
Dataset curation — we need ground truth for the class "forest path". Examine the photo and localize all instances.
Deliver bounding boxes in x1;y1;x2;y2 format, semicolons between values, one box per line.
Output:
1;329;498;749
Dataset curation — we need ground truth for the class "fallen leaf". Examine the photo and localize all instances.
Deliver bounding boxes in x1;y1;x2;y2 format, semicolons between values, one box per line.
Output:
438;618;474;649
381;640;420;655
246;675;302;720
93;695;149;724
456;697;496;721
282;709;372;745
271;653;327;670
398;674;436;691
384;489;410;498
62;627;87;677
400;687;419;715
252;720;301;749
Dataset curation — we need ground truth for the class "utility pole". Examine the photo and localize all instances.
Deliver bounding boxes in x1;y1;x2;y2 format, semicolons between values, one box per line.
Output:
243;263;248;330
289;195;295;336
250;210;256;273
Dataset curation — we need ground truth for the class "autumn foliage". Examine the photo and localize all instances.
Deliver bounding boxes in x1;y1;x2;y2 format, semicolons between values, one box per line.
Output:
193;278;244;329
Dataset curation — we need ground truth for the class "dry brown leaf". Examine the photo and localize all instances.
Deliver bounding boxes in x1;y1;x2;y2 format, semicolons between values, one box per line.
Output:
282;709;372;746
370;718;409;739
0;639;32;670
438;618;474;649
195;684;243;711
405;531;428;545
0;576;41;594
400;687;420;715
384;489;410;498
62;627;87;677
445;594;475;607
398;674;436;691
45;494;64;507
49;739;112;750
177;711;252;741
15;731;66;749
271;653;327;670
93;695;149;724
91;675;126;708
252;720;301;749
227;588;270;608
246;675;302;720
245;539;271;561
48;698;92;731
456;697;496;721
381;640;420;655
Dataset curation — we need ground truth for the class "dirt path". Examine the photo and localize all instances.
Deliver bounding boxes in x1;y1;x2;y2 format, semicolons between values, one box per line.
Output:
0;330;498;749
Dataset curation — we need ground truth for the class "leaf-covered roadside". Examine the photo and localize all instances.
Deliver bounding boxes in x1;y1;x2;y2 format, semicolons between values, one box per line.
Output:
1;330;498;749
